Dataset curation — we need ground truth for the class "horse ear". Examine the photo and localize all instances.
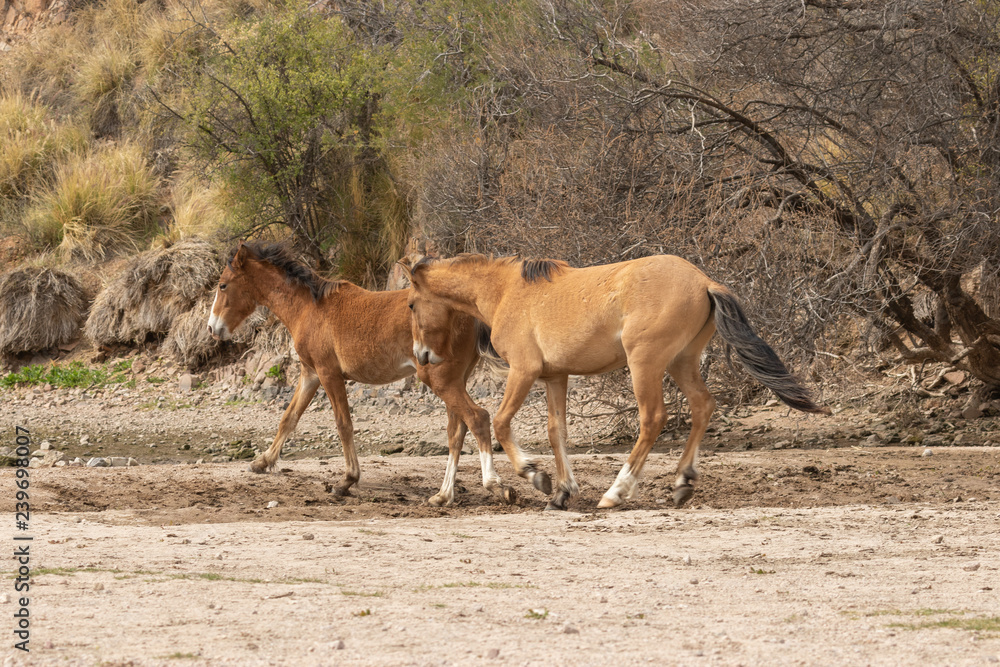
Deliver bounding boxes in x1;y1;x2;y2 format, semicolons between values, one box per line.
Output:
410;255;432;279
232;242;249;269
396;258;414;281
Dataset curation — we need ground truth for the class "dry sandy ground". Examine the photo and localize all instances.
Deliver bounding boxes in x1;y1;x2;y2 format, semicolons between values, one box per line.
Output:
2;447;999;667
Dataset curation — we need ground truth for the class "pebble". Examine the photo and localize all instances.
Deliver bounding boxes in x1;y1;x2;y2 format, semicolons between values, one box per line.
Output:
690;578;700;585
94;583;104;592
963;563;981;572
332;640;345;650
683;555;692;565
0;593;10;604
109;457;129;467
303;533;315;540
486;648;500;659
86;457;109;468
267;501;279;509
932;535;944;544
127;458;139;467
921;448;933;457
562;624;580;634
39;441;51;451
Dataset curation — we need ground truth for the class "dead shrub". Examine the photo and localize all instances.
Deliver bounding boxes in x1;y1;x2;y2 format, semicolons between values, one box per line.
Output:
0;266;87;356
85;237;220;347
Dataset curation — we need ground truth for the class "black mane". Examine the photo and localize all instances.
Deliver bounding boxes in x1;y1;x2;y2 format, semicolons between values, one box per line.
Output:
230;242;338;301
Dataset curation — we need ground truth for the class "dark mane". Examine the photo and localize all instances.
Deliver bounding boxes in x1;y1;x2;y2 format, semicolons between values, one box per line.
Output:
230;242;339;302
520;258;567;283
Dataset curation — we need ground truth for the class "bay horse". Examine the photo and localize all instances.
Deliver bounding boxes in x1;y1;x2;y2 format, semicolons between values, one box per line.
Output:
403;254;829;510
206;241;551;506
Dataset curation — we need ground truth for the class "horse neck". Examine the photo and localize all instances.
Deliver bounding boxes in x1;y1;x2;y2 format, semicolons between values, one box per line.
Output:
245;262;316;328
426;261;509;325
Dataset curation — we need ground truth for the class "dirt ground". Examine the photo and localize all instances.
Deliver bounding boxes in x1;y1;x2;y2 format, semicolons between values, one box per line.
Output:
2;379;1000;666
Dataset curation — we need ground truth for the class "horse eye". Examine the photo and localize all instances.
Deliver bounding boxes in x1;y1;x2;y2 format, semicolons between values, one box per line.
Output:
408;303;414;310
220;284;227;291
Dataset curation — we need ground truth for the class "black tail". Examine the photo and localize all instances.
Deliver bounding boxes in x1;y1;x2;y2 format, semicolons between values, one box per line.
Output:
474;320;509;377
708;287;830;415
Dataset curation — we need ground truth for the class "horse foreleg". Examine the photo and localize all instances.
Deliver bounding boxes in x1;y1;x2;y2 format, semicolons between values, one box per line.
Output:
251;367;321;473
321;372;359;497
493;368;552;497
428;410;464;507
543;375;578;511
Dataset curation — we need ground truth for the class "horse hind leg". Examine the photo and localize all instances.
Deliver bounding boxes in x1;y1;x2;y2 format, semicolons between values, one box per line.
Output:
251;368;321;473
598;357;669;509
667;350;716;509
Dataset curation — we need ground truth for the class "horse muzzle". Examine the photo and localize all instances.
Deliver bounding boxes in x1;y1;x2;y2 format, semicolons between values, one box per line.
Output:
413;343;443;366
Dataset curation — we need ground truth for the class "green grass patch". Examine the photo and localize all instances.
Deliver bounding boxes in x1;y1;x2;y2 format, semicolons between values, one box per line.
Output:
888;617;1000;632
340;589;384;597
0;360;138;389
525;608;549;620
158;653;200;660
353;609;372;617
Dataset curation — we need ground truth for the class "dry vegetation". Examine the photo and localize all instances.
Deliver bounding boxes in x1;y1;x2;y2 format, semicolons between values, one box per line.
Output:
0;265;86;356
0;0;998;410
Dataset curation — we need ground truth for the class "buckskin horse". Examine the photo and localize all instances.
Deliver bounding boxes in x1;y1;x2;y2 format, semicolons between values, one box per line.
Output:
206;242;551;506
403;254;828;510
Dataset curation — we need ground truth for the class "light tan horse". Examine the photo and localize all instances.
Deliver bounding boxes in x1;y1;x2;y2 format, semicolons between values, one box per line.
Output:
403;254;829;510
207;242;546;506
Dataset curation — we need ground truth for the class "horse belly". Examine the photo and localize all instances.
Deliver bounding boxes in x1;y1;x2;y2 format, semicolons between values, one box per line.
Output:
537;329;627;376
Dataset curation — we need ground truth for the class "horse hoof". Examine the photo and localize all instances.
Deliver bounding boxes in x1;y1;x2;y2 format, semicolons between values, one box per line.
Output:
333;486;354;498
501;486;517;505
248;460;269;474
597;494;621;509
532;471;553;495
673;484;694;508
545;500;567;511
427;494;451;507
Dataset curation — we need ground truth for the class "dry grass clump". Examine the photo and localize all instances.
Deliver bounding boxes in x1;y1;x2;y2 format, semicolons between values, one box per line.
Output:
85;237;220;346
23;143;161;260
0;93;88;202
0;266;87;356
165;175;231;240
161;291;219;368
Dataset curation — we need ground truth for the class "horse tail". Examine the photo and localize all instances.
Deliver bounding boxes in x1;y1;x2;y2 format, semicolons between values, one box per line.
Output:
707;286;830;415
474;320;509;377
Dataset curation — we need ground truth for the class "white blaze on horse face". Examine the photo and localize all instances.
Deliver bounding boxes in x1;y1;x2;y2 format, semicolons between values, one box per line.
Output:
206;290;231;340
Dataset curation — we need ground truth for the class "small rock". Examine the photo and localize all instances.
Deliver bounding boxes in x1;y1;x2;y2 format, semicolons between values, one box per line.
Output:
86;457;109;468
963;563;981;572
921;448;933;457
690;578;699;585
195;458;204;465
132;359;146;374
94;583;104;592
80;435;90;445
562;624;580;634
332;639;345;650
28;458;41;468
683;555;692;565
961;404;983;420
303;533;315;540
932;535;944;544
885;496;900;504
267;500;279;509
178;373;199;392
944;370;966;385
39;440;51;451
109;457;129;467
486;648;500;659
127;458;139;467
69;457;84;467
0;593;10;604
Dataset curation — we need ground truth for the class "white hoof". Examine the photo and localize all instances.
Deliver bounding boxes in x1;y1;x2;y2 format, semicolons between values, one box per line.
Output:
427;493;453;507
597;492;623;509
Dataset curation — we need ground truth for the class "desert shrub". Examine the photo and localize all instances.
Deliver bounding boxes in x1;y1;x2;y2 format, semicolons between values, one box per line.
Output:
23;143;160;260
85;237;220;346
0;266;87;356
